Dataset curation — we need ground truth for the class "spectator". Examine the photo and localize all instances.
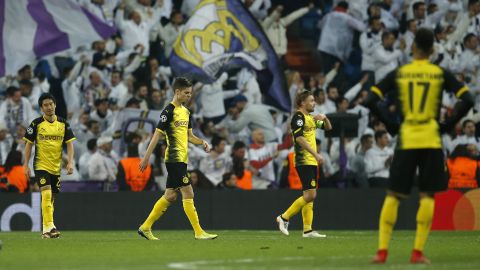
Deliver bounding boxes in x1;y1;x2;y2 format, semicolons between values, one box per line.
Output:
236;68;262;105
248;128;290;183
78;138;97;179
117;141;155;191
231;140;253;190
189;169;214;189
88;136;119;191
148;89;167;110
451;119;480;151
218;172;238;190
90;98;115;132
350;134;374;188
223;95;279;143
360;16;383;85
84;70;110;110
199;135;232;187
0;149;28;193
157;10;185;57
317;1;366;74
262;4;313;59
0;86;35;135
373;31;404;83
0;123;13;166
244;0;271;21
108;70;129;107
365;130;394;187
447;144;480;189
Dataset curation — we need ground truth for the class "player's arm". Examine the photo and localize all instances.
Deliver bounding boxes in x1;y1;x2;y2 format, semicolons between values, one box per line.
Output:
441;70;475;133
139;129;162;172
363;70;399;134
188;129;210;153
66;141;75;175
313;114;332;130
23;121;37;179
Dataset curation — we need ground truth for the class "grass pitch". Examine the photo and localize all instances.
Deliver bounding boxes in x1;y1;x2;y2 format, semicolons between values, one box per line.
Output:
0;230;479;270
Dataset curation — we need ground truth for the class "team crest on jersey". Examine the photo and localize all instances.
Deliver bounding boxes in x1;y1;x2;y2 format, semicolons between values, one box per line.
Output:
297;119;304;127
182;176;190;184
40;178;46;185
310;180;316;187
27;127;33;134
160;115;167;122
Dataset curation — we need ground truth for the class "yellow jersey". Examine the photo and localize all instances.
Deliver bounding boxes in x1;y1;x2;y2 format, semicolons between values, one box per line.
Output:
23;115;76;175
372;59;468;149
156;103;192;163
291;111;323;166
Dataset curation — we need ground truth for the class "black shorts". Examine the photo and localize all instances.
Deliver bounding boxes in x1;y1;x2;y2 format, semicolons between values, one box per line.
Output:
165;162;191;189
35;170;61;193
295;165;318;191
389;149;448;195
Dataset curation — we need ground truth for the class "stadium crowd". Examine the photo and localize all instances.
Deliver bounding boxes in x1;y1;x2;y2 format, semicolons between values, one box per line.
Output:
1;0;480;193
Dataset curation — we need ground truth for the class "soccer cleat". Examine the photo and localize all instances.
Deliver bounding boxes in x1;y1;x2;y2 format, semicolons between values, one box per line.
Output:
49;228;61;238
41;232;52;239
410;249;431;264
302;230;326;238
276;215;289;236
195;231;218;240
137;227;159;240
371;249;388;264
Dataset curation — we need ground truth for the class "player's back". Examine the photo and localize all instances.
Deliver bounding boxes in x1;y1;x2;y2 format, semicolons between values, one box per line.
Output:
372;59;468;150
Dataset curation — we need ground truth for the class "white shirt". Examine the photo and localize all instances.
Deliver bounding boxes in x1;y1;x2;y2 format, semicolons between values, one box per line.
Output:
115;9;157;56
199;151;232;186
109;82;129;105
365;144;393;178
373;46;402;83
317;11;366;62
79;150;95;179
87;149;118;181
450;135;480;153
199;73;240;118
248;143;278;182
360;30;382;71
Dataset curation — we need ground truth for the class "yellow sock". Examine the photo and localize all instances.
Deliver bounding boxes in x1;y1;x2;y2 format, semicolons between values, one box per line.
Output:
282;196;308;220
378;195;400;250
302;202;314;232
182;199;203;235
41;189;54;233
141;196;170;230
414;197;435;251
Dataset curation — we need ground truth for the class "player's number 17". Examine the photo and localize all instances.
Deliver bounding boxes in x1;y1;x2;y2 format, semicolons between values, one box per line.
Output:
408;81;430;113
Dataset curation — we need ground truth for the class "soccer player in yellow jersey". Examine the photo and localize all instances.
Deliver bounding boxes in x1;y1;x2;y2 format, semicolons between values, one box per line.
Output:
365;28;474;264
138;77;217;240
276;90;332;238
23;93;76;239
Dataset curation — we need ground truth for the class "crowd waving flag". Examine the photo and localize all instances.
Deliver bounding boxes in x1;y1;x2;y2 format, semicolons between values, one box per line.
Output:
0;0;116;77
170;0;290;111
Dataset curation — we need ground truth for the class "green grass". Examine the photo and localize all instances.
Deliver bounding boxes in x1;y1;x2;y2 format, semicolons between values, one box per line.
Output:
0;231;479;270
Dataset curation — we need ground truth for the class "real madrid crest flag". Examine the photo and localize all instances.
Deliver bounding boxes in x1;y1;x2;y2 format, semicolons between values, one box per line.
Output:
170;0;290;111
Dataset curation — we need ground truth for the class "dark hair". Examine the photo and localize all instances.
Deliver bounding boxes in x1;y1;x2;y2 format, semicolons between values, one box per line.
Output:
360;134;373;145
414;28;434;54
87;119;99;129
374;130;388;141
38;93;56;108
313;88;324;98
172;77;193;92
381;31;394;41
413;2;425;11
211;135;224;148
87;138;97;151
295;90;313;108
222;172;234;183
469;0;480;8
462;119;475;128
463;33;476;45
337;1;349;10
232;140;246;151
6;86;20;97
94;98;108;107
4;149;23;172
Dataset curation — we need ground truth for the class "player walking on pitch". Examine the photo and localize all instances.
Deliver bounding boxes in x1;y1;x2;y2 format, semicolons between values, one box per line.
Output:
23;93;76;238
365;28;474;264
276;90;332;238
138;77;217;240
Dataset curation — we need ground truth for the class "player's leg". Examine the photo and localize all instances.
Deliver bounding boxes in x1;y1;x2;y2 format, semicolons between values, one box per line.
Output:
180;184;217;240
138;189;176;240
48;175;61;238
373;150;416;263
410;149;446;264
36;171;54;238
277;166;315;236
301;188;326;238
